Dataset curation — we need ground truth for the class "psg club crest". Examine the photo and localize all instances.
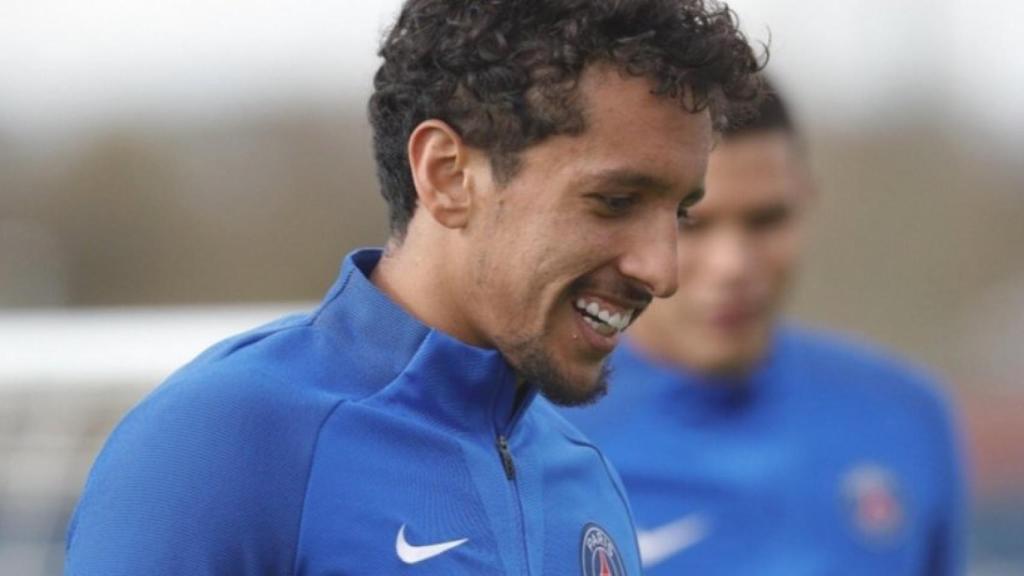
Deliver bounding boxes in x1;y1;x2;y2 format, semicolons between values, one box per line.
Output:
841;464;906;545
580;523;627;576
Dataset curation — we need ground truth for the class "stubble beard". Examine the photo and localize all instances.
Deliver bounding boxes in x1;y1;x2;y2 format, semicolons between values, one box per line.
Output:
502;336;611;407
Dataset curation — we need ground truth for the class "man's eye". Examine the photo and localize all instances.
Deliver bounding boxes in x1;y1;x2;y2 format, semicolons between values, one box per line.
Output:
677;210;701;231
675;189;704;225
681;188;705;210
677;208;708;232
595;195;636;213
677;204;691;222
747;205;791;231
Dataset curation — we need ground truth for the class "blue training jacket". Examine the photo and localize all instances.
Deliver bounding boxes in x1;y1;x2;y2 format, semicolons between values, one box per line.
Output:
562;326;967;575
66;249;642;575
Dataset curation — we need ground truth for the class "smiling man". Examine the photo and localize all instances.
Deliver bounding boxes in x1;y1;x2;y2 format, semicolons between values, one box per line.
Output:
563;82;967;575
64;1;762;574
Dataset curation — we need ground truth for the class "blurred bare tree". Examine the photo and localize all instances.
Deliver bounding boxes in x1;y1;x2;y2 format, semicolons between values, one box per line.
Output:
2;107;385;307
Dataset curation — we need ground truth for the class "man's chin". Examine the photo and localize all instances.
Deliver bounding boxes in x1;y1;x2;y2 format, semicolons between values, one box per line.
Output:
508;344;611;407
537;364;610;407
497;326;614;406
693;342;769;376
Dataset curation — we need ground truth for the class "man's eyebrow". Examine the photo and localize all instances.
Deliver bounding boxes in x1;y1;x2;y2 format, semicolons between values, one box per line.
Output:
578;168;705;206
577;169;674;193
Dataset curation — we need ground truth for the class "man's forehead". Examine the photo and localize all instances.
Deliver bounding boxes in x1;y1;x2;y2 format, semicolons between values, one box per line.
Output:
698;148;807;213
713;130;799;164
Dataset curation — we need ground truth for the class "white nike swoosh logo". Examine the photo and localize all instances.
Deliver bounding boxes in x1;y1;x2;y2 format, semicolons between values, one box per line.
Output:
637;514;710;568
395;524;469;565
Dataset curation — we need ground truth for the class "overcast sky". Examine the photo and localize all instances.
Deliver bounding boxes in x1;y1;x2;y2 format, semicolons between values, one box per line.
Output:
2;0;1022;144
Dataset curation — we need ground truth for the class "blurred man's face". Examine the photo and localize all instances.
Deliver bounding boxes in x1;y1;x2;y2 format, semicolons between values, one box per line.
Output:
630;130;812;375
462;66;712;405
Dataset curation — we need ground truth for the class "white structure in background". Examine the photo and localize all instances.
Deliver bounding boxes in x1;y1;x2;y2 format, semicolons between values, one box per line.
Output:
1;304;306;388
0;305;306;576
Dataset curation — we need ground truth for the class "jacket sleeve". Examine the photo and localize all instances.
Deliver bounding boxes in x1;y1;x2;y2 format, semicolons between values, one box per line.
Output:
64;366;326;576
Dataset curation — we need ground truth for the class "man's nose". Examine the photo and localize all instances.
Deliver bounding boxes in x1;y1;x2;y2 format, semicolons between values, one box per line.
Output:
617;215;680;299
704;229;752;281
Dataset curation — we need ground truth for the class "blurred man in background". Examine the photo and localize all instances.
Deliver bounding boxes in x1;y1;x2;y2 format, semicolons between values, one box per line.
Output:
63;1;762;574
563;81;967;575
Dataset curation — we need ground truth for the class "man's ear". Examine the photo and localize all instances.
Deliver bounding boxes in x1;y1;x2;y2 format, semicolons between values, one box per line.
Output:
408;120;474;230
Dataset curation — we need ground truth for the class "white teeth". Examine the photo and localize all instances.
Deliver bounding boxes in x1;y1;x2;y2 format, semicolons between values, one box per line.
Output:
583;316;603;333
574;297;636;334
584;315;616;336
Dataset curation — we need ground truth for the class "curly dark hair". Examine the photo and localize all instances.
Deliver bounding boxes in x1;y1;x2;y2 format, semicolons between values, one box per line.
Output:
369;0;766;237
722;76;795;138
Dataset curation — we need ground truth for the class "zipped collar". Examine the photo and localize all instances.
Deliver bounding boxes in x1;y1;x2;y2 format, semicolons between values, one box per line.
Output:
313;248;537;436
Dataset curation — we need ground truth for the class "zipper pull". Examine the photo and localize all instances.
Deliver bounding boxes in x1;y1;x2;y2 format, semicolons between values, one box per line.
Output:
496;435;516;480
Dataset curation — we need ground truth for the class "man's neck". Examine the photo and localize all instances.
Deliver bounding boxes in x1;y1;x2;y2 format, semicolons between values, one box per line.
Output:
626;322;761;380
370;236;484;347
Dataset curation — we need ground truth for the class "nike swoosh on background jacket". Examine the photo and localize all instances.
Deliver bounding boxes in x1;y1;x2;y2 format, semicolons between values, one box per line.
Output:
562;327;967;576
65;249;642;575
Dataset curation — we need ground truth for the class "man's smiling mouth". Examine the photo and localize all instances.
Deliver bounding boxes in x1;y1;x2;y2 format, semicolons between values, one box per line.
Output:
573;298;635;336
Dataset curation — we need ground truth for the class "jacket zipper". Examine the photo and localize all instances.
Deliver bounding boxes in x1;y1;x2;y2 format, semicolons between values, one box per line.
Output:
496;434;530;575
497;435;516;480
